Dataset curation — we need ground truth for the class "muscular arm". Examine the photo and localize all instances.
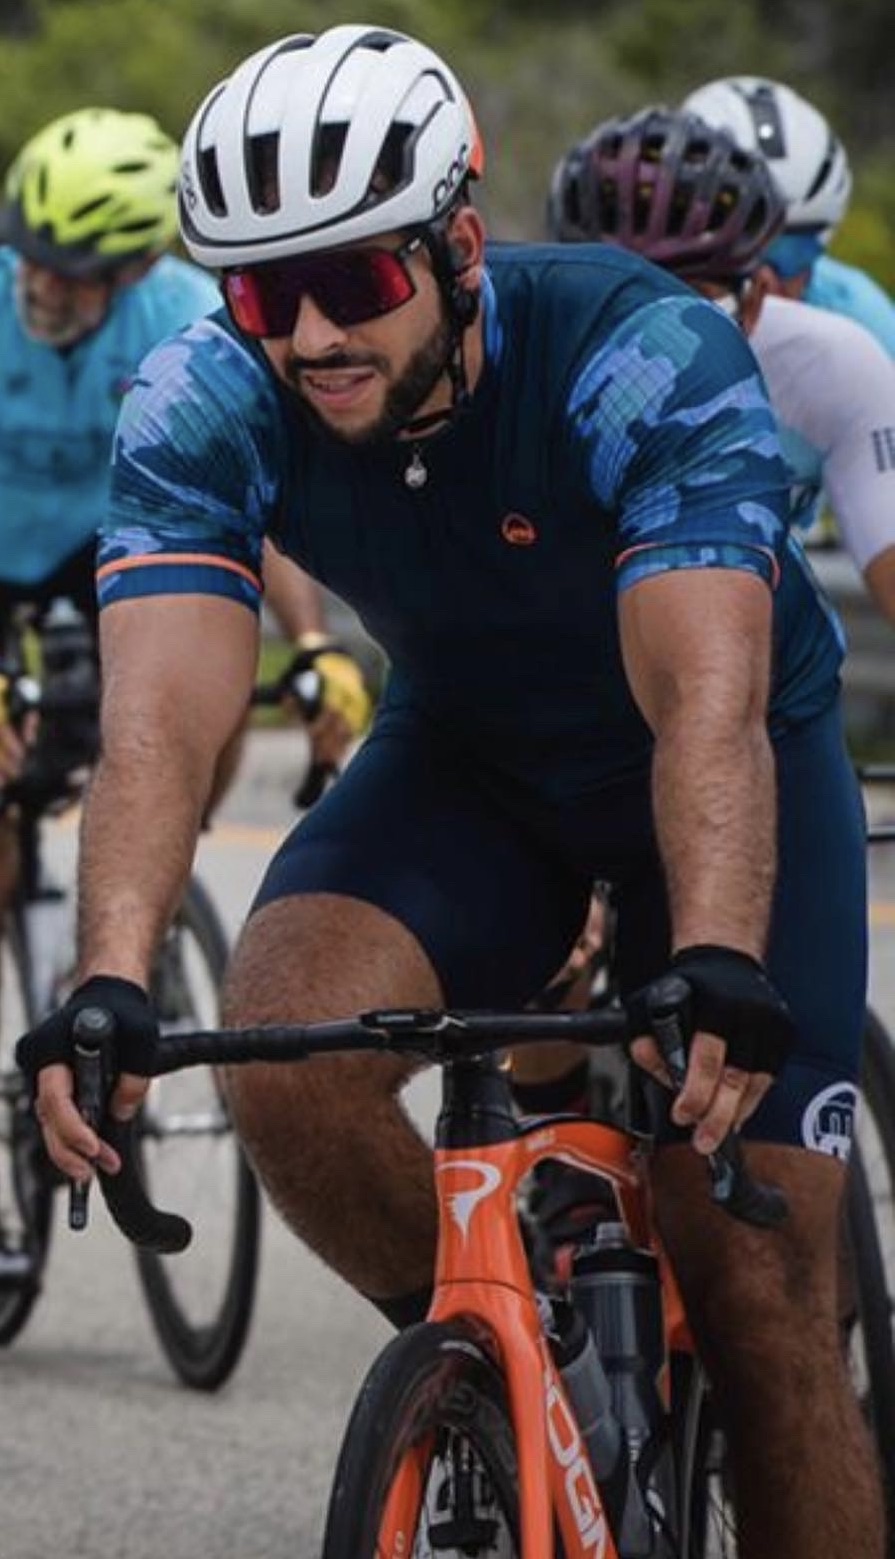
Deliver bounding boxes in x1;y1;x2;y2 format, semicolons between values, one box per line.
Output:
619;567;781;1148
618;567;775;956
78;594;259;985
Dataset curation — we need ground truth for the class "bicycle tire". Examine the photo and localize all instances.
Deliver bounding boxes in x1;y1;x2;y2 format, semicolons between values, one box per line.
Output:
849;1009;895;1526
322;1320;522;1558
0;918;54;1345
672;1353;739;1558
133;875;262;1391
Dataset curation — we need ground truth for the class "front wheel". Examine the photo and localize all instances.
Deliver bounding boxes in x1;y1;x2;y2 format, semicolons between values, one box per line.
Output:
133;876;261;1391
0;917;54;1346
672;1353;738;1558
322;1320;521;1558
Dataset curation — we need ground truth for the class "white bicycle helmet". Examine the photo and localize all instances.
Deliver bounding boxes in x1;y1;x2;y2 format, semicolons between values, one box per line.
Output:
179;25;483;268
681;76;851;240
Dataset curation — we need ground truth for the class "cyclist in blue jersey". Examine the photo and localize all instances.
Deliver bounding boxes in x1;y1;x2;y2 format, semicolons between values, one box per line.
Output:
17;29;879;1556
680;76;895;357
0;106;370;802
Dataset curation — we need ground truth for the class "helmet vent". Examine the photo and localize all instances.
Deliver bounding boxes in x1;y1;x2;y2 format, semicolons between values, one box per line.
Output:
246;131;280;212
198;146;226;217
743;82;786;160
309;124;347;198
71;195;113;221
804;134;837;202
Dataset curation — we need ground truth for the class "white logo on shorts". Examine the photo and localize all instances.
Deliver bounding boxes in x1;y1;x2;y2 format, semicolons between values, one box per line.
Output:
800;1082;858;1159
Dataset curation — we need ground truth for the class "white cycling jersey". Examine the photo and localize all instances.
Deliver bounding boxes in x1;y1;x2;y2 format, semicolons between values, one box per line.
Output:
750;294;895;572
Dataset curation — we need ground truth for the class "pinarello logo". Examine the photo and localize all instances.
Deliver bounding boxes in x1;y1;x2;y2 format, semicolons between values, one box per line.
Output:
501;513;538;546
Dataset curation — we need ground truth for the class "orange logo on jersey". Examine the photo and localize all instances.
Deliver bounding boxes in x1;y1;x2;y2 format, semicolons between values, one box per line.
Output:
501;513;538;546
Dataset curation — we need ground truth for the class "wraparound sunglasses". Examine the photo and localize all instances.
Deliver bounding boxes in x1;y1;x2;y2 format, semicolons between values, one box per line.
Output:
221;234;425;337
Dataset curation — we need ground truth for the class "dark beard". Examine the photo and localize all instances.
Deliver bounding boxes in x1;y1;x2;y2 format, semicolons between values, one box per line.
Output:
285;311;454;446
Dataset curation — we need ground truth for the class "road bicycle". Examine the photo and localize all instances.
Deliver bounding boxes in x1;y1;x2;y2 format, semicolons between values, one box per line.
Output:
0;599;260;1390
68;977;803;1557
847;764;895;1512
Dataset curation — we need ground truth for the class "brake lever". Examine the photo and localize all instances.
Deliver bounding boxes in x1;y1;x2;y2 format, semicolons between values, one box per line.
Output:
644;975;788;1228
69;1006;115;1231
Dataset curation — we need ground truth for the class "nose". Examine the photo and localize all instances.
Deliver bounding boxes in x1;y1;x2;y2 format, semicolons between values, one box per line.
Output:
290;292;348;356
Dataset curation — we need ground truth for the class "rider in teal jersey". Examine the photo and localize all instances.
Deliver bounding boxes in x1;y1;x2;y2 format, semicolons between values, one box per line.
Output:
0;107;370;794
17;29;879;1557
680;76;895;357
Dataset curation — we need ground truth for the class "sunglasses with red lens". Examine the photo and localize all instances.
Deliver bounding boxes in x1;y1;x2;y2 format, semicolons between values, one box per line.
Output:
221;235;424;338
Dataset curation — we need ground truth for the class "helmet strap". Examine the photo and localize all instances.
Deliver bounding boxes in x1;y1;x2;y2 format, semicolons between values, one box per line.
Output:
398;219;477;443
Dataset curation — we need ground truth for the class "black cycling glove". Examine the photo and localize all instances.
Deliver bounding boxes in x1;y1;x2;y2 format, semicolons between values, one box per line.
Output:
16;975;158;1086
631;944;796;1078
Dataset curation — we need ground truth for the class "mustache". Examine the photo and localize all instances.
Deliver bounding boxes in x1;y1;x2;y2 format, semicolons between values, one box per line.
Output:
284;351;385;386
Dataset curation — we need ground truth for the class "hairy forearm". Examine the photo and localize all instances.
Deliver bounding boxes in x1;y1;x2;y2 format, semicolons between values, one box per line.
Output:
76;732;213;986
652;707;776;958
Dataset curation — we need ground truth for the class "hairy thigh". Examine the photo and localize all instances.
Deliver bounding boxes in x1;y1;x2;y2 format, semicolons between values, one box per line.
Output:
221;891;442;1129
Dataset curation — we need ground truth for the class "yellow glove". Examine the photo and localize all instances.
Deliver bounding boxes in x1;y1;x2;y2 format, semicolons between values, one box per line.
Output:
294;633;372;737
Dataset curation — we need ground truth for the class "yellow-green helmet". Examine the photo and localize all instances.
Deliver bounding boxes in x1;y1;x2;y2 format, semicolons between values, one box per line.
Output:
0;107;178;277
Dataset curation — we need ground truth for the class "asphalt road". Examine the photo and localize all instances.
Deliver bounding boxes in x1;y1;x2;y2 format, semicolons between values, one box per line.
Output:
2;742;894;1559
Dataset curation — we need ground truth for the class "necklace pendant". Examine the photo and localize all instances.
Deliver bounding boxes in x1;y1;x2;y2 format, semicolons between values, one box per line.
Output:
404;448;428;490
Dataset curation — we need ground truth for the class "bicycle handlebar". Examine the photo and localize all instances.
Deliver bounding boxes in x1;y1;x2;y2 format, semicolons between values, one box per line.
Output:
70;977;788;1254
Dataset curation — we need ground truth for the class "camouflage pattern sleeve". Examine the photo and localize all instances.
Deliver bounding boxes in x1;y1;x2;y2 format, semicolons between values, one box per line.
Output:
568;294;790;592
97;318;284;612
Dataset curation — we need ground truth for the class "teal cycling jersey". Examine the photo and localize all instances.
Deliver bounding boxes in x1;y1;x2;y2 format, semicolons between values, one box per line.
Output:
806;254;895;359
0;249;219;585
99;241;844;796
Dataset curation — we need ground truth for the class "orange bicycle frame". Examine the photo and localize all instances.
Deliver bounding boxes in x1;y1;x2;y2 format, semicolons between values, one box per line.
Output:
376;1113;690;1559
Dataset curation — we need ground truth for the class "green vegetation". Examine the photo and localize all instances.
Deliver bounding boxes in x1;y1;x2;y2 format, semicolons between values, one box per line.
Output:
0;0;891;286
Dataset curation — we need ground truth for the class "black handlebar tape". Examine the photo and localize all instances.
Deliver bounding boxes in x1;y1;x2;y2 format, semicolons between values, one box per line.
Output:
98;1118;192;1254
643;975;789;1229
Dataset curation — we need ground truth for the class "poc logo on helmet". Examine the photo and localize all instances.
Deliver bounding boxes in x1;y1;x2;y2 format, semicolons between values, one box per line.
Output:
432;143;469;214
180;163;198;212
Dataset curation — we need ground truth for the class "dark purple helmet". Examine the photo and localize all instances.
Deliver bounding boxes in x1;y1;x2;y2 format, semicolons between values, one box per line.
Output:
547;106;786;281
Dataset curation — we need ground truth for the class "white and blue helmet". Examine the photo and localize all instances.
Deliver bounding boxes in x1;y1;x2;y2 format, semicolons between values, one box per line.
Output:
681;76;852;241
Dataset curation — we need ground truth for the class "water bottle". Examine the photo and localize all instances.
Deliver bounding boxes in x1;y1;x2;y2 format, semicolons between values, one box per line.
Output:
571;1223;677;1549
40;596;94;676
545;1293;654;1555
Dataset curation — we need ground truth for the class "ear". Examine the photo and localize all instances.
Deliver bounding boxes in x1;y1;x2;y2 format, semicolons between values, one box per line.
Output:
447;206;486;280
739;269;771;335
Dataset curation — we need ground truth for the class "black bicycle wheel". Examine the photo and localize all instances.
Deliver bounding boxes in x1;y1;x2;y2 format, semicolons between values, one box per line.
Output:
133;875;261;1391
848;1010;895;1531
322;1320;521;1558
672;1353;739;1558
0;918;54;1344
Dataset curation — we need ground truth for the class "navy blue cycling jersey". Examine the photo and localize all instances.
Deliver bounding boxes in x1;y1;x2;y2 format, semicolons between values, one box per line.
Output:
99;241;843;795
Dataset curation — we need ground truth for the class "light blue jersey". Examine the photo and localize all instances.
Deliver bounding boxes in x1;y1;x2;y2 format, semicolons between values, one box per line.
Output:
0;249;219;585
806;254;895;359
